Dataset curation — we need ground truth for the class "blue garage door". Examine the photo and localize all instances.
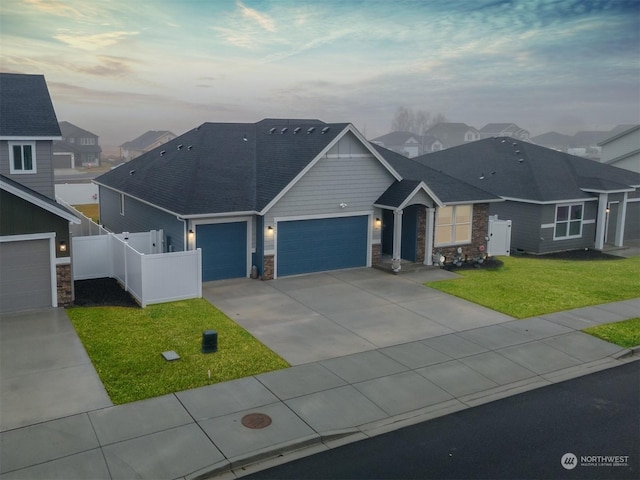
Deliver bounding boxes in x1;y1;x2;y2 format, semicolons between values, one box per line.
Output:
196;222;247;281
277;216;368;277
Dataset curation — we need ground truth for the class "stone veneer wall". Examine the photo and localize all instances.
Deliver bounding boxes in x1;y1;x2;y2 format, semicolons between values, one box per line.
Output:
56;264;73;306
262;255;274;280
434;203;490;262
416;208;427;263
371;243;381;265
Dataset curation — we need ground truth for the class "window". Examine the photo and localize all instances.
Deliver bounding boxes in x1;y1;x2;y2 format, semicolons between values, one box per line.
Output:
80;137;95;145
119;194;125;215
435;205;472;245
9;142;36;173
554;203;583;239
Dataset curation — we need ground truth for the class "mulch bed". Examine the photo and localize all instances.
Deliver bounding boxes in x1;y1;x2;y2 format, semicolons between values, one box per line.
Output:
73;278;140;307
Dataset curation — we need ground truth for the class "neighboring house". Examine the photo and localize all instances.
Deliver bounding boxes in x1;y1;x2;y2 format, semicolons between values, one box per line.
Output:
530;131;574;151
424;123;480;150
479;123;530;141
598;125;640;173
416;137;640;254
0;73;80;313
95;119;500;282
120;130;176;160
370;131;426;158
53;121;102;168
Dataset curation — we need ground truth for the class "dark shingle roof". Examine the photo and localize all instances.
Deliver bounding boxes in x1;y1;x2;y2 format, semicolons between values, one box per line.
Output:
416;137;640;202
0;73;60;137
120;130;175;149
371;144;500;205
96;119;348;216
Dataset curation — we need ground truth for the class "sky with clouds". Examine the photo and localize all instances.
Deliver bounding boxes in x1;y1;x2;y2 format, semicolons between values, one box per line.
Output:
1;0;639;148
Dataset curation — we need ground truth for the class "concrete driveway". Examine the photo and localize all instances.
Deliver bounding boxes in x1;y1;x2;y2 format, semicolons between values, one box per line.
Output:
203;267;516;365
0;308;112;431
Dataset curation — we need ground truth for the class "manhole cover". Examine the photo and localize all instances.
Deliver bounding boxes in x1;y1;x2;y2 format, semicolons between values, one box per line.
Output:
241;413;272;429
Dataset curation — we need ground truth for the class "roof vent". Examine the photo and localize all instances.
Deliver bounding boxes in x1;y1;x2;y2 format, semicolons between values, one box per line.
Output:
243;134;248;142
129;170;135;175
177;144;183;150
281;127;288;134
479;172;485;180
307;127;315;134
515;150;520;154
321;127;330;134
188;145;193;150
293;127;301;134
501;139;506;143
518;158;524;163
269;127;276;134
160;150;166;156
513;142;518;146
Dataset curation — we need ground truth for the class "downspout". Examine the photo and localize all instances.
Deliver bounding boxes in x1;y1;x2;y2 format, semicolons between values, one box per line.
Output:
594;193;608;250
424;207;435;266
177;216;188;251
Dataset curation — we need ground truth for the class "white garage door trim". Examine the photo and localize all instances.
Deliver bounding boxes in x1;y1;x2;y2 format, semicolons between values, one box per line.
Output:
273;211;373;279
0;232;58;309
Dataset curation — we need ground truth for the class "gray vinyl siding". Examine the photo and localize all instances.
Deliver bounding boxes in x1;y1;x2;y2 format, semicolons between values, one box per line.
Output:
264;133;395;250
489;201;542;253
624;201;640;241
0;140;55;199
99;186;185;251
537;201;597;253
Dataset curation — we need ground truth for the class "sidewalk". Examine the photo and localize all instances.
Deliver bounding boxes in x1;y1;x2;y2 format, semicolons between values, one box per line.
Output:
1;296;637;480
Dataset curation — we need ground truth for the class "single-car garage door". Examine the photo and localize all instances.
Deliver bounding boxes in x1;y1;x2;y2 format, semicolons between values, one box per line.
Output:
277;216;368;277
0;239;52;313
196;222;247;281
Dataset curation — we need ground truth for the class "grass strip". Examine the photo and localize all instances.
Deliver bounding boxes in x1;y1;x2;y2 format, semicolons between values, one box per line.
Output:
583;317;640;349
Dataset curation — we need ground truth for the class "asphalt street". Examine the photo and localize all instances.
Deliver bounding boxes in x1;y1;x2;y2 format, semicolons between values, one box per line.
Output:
244;361;639;480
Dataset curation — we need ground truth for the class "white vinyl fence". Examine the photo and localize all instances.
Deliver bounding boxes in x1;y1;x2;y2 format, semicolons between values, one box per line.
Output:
55;183;99;205
73;232;202;308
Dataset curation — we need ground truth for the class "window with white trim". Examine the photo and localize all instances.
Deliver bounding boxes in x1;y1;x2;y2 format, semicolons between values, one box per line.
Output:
9;142;36;173
435;205;472;246
554;203;583;239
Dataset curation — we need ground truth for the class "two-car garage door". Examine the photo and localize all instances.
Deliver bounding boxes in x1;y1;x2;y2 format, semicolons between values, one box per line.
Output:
277;216;369;277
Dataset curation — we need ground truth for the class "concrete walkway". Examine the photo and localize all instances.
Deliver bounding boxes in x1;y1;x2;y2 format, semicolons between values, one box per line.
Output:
0;270;638;479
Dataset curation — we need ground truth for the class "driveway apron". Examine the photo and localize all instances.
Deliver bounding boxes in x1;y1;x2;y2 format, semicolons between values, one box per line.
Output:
0;308;112;431
202;267;515;365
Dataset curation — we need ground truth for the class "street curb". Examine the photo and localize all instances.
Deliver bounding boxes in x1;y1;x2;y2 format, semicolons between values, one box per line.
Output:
612;346;640;359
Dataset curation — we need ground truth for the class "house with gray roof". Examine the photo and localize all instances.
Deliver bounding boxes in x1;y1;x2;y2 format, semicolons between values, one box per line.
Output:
479;123;530;141
370;131;438;157
120;130;176;160
416;137;640;254
95;119;500;281
0;73;80;313
424;122;480;150
54;121;102;168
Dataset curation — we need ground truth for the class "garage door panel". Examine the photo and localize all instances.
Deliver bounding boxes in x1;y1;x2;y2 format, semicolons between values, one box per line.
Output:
0;239;52;313
196;222;247;281
277;216;368;277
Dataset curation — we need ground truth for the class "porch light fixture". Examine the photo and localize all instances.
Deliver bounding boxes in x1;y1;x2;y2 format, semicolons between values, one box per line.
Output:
605;208;610;214
375;217;381;228
188;229;195;239
267;226;274;234
59;240;67;253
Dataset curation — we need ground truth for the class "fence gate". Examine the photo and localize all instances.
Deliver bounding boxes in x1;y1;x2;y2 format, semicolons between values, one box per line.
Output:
487;216;511;256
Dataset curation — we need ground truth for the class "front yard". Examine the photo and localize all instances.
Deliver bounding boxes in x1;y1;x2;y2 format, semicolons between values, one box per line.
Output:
67;298;289;404
427;255;640;319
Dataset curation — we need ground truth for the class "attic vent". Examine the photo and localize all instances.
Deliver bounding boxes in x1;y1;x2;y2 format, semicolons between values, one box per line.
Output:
518;158;524;163
188;145;193;150
513;142;518;146
321;127;330;134
281;127;288;134
269;127;276;134
293;127;301;134
501;139;506;143
160;150;166;156
515;150;520;154
307;127;315;134
177;144;183;150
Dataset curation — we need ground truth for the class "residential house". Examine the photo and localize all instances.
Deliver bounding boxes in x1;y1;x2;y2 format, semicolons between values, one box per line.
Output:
598;124;640;173
479;123;530;141
530;131;574;151
532;125;636;159
416;137;640;254
120;130;176;160
370;131;442;157
95;119;500;282
0;73;80;313
424;123;480;150
53;121;102;168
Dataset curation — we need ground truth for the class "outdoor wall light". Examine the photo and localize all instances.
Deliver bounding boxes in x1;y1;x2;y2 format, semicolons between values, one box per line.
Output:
188;229;195;239
267;226;274;234
605;208;610;214
59;240;67;253
375;217;381;228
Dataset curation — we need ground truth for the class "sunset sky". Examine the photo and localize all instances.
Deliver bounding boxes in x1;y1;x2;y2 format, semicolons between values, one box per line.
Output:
1;0;639;149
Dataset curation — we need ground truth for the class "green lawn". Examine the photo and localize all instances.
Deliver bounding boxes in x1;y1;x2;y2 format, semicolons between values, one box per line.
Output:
73;203;100;222
427;256;640;318
583;318;640;348
67;298;289;404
